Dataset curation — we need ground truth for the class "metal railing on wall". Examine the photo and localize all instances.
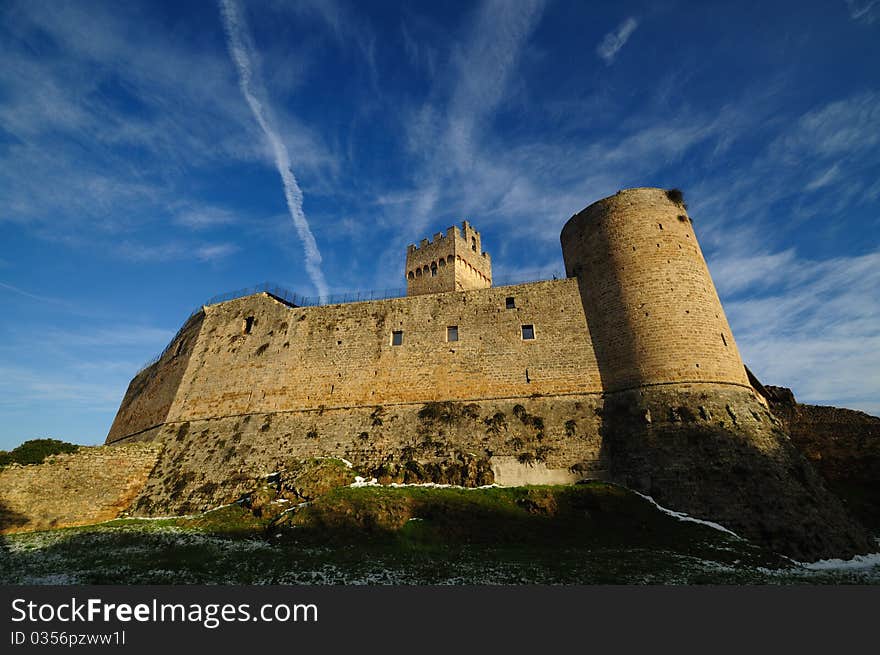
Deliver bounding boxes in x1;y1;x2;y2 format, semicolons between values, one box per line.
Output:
135;273;567;375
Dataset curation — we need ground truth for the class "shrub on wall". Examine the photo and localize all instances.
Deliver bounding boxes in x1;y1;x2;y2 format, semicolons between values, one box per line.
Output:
0;438;80;466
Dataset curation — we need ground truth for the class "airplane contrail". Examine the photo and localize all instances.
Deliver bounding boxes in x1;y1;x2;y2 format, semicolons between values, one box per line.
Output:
218;0;329;300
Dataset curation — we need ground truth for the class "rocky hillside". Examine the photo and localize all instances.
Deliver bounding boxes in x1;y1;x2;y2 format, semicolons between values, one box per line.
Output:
765;386;880;531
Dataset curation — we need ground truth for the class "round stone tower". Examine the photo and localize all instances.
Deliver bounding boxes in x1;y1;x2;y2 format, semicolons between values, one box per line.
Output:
560;187;749;392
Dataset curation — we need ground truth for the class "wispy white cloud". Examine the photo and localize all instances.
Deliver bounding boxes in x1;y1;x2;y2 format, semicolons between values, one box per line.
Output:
373;0;547;270
0;281;69;305
195;243;240;262
444;0;547;172
174;205;239;230
0;365;123;410
690;89;880;253
846;0;880;24
596;17;639;64
116;240;239;263
219;0;330;300
772;90;880;160
710;250;800;297
712;248;880;415
804;163;842;191
0;0;339;276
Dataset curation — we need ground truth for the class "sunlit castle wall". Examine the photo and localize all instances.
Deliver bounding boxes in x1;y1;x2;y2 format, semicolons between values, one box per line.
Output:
406;221;492;296
560;187;750;392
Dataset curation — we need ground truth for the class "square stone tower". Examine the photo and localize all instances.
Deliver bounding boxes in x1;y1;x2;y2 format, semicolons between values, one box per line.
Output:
405;221;492;296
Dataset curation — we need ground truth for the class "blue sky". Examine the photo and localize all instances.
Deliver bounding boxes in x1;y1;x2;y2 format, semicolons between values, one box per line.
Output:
1;0;878;450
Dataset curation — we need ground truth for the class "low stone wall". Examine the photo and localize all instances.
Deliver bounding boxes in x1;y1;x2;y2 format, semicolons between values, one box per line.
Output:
0;443;163;534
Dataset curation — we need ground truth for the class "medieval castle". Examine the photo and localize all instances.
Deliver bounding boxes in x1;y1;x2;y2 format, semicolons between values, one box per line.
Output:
101;187;873;561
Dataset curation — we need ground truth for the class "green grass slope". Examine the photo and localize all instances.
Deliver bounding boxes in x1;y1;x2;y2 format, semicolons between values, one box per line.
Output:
0;483;876;584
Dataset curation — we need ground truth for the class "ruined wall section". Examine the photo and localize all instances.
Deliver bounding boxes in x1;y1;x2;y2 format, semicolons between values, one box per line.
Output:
160;280;600;427
106;312;205;444
561;187;749;392
0;443;163;534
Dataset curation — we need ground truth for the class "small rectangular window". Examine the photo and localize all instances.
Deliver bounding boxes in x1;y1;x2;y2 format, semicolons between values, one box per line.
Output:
521;324;535;340
243;316;254;334
506;297;515;309
391;330;403;346
447;326;459;342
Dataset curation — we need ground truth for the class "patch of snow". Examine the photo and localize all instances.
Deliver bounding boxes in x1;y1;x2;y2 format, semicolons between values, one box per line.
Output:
314;456;354;469
277;500;312;517
630;490;742;539
348;478;499;490
113;514;197;521
799;551;880;571
388;482;499;490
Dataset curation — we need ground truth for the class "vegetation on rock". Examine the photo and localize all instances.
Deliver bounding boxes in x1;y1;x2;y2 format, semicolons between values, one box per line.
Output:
0;439;79;467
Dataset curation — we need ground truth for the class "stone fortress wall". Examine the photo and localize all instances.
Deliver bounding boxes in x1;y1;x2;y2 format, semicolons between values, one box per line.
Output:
107;313;205;443
110;187;750;446
108;278;604;445
100;187;873;560
103;186;755;508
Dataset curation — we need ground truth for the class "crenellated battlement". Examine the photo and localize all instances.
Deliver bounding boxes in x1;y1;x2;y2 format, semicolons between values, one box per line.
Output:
405;220;492;296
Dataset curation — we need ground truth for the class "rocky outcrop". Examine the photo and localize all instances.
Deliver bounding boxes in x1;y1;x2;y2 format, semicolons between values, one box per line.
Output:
765;386;880;531
599;384;873;562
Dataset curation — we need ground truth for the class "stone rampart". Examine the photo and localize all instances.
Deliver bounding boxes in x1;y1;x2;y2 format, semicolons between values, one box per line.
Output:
0;443;163;534
106;312;204;443
105;279;601;442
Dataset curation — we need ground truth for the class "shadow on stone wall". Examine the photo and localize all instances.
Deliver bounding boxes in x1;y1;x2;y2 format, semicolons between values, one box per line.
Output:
597;386;873;562
0;500;29;554
573;254;642;393
766;386;880;533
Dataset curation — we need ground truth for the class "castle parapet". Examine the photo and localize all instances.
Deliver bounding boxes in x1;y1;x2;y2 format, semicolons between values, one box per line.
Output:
405;220;492;296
